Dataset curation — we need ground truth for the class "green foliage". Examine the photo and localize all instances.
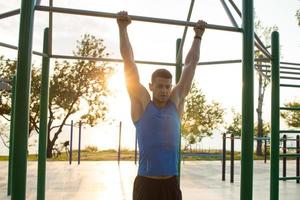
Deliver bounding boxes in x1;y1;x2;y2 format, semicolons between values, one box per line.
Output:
0;34;115;157
296;9;300;27
84;145;99;152
281;101;300;128
254;122;270;137
181;83;224;146
225;110;241;136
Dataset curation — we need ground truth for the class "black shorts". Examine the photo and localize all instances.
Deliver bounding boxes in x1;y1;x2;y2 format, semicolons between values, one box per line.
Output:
133;176;182;200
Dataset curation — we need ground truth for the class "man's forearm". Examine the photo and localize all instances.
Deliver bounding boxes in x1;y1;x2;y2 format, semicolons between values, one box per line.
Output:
119;28;134;63
184;38;201;67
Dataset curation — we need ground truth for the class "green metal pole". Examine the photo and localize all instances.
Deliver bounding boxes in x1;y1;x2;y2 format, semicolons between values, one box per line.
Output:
240;0;254;199
37;28;50;200
7;75;16;196
270;31;280;200
11;0;36;199
176;38;183;83
176;38;182;185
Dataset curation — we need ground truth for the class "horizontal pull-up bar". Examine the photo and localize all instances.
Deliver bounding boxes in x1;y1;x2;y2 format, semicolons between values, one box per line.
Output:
51;54;175;66
35;6;242;33
0;9;20;20
0;41;47;57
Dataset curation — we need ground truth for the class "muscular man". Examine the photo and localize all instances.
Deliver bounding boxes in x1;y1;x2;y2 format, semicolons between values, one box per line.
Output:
117;11;206;200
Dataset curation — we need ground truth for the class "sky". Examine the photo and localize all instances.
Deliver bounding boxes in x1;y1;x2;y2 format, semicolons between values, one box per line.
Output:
0;0;300;155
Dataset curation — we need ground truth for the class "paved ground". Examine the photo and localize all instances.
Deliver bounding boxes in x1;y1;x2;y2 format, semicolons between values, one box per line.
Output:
0;161;299;200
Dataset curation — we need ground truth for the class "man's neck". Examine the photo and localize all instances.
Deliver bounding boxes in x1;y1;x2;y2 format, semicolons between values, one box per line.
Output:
152;99;168;108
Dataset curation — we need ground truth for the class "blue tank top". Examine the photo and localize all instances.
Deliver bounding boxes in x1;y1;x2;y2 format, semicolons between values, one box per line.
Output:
134;101;180;176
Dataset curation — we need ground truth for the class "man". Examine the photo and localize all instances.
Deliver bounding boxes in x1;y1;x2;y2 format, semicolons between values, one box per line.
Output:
117;11;206;200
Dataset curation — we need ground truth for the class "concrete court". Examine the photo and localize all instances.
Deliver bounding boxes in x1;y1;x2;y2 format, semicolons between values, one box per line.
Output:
0;161;299;200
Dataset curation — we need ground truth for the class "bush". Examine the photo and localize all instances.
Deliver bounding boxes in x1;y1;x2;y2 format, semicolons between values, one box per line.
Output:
84;145;99;152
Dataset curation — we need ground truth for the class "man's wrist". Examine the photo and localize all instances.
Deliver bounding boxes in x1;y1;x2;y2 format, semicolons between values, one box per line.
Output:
194;35;202;40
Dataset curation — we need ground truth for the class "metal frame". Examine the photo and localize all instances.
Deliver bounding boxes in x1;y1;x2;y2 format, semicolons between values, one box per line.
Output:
3;1;298;200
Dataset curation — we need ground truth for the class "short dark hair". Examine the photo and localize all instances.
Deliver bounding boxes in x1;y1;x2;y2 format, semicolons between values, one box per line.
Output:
151;69;172;83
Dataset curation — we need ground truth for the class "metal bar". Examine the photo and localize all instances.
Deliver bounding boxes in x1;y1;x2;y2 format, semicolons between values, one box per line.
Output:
280;107;300;111
279;76;300;80
48;0;53;55
279;176;300;180
35;6;242;32
280;84;300;88
7;76;16;196
279;130;300;133
230;134;234;183
118;121;122;166
240;0;254;199
176;38;183;185
262;70;300;76
198;59;242;65
297;135;299;183
0;41;48;57
51;54;175;66
282;135;287;181
227;0;271;59
0;9;20;20
281;61;300;66
280;66;300;71
11;0;36;199
220;0;239;28
37;28;50;200
264;136;267;163
270;31;280;200
69;120;73;165
78;121;81;165
176;0;195;64
280;153;300;157
222;133;226;181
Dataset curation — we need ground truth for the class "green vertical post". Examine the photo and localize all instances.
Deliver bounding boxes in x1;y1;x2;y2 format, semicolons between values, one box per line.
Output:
270;31;280;200
37;28;50;200
176;38;182;185
11;0;36;199
176;38;183;83
7;75;16;196
240;0;254;200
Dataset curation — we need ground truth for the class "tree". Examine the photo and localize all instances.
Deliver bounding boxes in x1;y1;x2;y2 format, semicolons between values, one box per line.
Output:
296;9;300;27
0;34;114;158
181;83;224;150
281;101;300;128
224;110;241;137
254;19;277;155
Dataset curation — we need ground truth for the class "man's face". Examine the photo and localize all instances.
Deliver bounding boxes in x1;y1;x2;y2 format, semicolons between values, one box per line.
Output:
149;77;172;103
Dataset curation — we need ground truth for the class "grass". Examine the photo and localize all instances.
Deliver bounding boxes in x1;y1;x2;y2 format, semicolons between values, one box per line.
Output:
0;149;277;161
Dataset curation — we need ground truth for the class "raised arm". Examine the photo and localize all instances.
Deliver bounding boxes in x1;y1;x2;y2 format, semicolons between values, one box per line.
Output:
117;11;150;121
171;20;206;106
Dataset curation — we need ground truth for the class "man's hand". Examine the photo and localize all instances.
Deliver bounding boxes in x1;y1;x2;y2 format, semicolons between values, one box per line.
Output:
117;11;131;28
194;20;206;38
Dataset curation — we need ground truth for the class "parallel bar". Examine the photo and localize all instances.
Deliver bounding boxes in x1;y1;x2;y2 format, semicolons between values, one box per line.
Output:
11;0;36;199
261;69;300;76
270;31;280;200
240;0;254;199
279;76;300;80
280;107;300;111
35;6;242;32
280;84;300;88
280;130;300;133
37;28;50;200
279;176;300;180
280;153;300;157
0;9;20;20
0;41;48;57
